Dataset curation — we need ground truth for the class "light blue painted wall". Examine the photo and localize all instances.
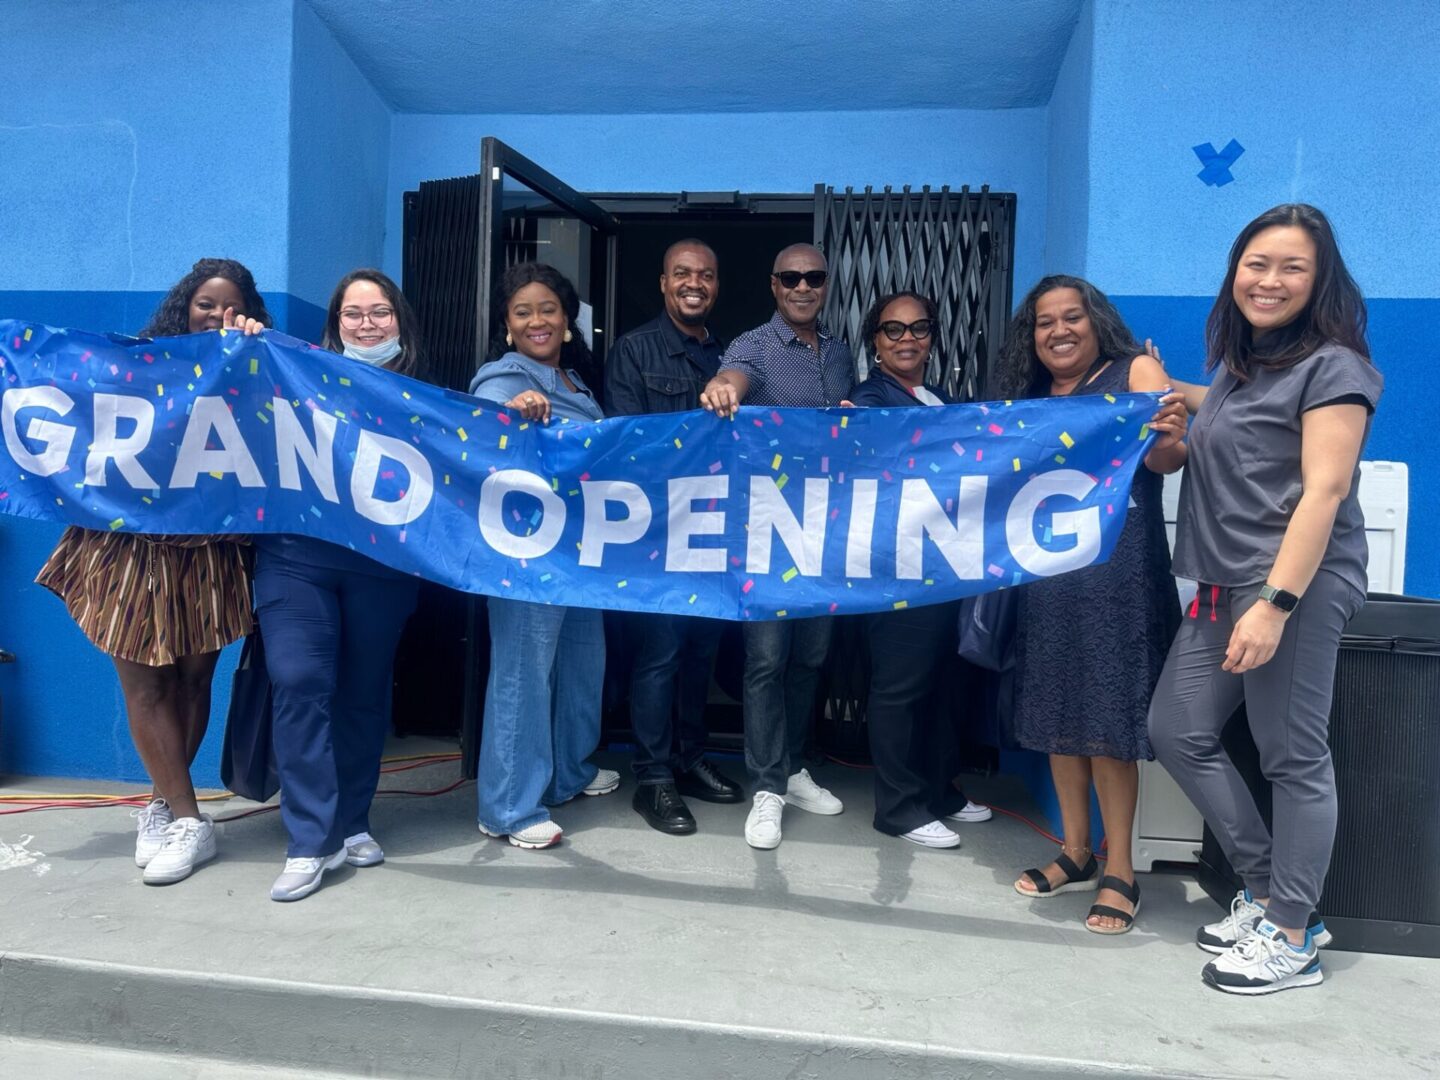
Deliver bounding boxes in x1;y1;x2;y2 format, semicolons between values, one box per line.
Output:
383;108;1052;294
1043;0;1092;275
288;0;393;310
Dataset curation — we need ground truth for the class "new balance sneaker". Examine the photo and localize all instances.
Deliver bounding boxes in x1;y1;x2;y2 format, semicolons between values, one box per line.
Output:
944;800;993;824
480;820;564;849
270;849;347;902
900;820;961;848
583;769;621;797
1202;921;1323;995
1197;889;1334;954
784;769;843;815
745;791;785;850
141;816;216;885
132;797;175;868
344;832;384;867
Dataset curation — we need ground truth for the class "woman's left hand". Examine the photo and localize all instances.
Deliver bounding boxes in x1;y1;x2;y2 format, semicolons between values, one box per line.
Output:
505;389;552;423
221;307;267;336
1149;388;1188;451
1223;601;1287;674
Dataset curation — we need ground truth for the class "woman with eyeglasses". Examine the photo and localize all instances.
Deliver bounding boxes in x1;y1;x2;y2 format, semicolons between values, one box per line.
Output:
991;276;1187;934
252;268;426;902
467;262;620;850
848;292;994;848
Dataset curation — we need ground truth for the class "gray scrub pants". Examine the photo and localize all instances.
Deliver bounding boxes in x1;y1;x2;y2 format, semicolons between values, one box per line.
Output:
1148;570;1364;930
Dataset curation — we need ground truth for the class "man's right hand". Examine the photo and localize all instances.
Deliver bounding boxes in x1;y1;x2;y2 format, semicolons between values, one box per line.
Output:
700;378;741;419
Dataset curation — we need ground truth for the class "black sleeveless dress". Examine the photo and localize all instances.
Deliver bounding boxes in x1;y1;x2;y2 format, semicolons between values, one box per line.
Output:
1011;357;1181;761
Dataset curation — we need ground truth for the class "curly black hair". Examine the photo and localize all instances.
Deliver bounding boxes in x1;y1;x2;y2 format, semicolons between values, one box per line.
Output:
139;258;271;337
1206;203;1370;380
484;262;595;377
321;268;425;381
991;275;1139;400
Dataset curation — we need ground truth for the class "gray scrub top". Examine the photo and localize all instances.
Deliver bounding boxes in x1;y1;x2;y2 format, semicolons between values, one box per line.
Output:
1172;344;1383;592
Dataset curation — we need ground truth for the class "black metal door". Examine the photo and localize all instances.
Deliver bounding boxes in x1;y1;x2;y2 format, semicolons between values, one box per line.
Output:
813;184;1015;402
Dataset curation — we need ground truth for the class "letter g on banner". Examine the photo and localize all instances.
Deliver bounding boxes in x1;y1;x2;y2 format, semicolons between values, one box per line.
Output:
1006;470;1101;577
479;468;566;559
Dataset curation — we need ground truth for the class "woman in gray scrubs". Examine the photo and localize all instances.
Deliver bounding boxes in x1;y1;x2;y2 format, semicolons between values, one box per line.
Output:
1149;204;1382;995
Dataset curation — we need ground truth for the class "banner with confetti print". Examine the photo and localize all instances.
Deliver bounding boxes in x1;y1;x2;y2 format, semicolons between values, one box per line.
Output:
0;320;1162;620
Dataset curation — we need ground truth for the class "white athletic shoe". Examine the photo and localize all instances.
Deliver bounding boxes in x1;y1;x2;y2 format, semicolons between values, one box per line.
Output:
480;820;564;849
900;820;961;848
270;849;348;902
583;769;621;796
1202;921;1323;995
344;831;384;867
945;800;993;824
1197;889;1334;954
745;791;785;850
142;815;216;885
784;769;843;815
132;797;175;868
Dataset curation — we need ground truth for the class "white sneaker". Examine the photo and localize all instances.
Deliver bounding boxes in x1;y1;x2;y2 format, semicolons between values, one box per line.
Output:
344;831;384;867
1197;889;1334;954
132;797;174;867
141;815;216;885
945;800;993;824
270;849;347;902
583;768;621;796
900;820;961;848
1202;921;1323;995
480;820;563;849
784;768;843;815
745;792;785;849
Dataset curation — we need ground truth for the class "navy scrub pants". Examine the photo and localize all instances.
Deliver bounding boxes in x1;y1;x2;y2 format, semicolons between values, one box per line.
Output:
255;551;419;858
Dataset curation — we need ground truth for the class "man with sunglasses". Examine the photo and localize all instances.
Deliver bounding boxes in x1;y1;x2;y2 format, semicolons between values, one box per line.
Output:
700;243;855;850
607;239;744;835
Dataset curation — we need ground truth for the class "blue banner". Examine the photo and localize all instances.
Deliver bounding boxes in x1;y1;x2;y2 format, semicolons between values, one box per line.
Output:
0;320;1160;620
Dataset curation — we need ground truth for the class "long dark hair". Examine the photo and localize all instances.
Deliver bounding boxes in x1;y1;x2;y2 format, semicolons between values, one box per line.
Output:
140;258;271;337
1206;203;1369;379
991;275;1139;399
484;262;595;376
861;290;940;375
321;268;424;380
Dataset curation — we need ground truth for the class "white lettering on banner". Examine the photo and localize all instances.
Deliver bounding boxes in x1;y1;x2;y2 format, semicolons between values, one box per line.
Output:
579;480;652;567
85;394;159;488
2;386;77;477
351;430;434;526
845;478;878;579
665;476;729;572
273;398;339;504
478;468;564;558
1006;470;1101;576
895;476;987;580
746;476;828;576
169;397;265;488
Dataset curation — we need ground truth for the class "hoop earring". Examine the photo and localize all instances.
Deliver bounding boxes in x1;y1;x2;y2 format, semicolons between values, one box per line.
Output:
505;331;513;346
563;328;573;344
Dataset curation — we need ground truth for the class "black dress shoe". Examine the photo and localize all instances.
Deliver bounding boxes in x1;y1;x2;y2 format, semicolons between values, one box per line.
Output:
633;783;696;835
675;759;744;804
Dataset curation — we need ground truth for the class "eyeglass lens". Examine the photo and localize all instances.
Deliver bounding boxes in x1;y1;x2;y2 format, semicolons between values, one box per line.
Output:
774;270;828;289
879;319;934;341
340;307;394;328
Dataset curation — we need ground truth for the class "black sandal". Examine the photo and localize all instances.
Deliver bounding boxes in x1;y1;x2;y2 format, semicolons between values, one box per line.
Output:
1086;875;1141;935
1014;851;1099;898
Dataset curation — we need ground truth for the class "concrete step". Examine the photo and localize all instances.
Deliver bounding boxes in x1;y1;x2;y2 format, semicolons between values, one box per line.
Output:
0;1035;349;1079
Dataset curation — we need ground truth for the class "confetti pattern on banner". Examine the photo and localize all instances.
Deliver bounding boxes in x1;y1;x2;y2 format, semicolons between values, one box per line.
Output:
0;319;1161;621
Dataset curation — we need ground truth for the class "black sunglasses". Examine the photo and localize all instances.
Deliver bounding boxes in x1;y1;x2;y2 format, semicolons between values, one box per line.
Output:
877;319;934;341
772;270;828;289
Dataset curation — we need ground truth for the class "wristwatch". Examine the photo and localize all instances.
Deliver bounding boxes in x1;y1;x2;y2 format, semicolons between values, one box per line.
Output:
1258;584;1300;614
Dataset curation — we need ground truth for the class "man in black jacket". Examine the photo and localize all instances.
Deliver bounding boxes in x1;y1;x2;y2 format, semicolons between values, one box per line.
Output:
607;239;743;833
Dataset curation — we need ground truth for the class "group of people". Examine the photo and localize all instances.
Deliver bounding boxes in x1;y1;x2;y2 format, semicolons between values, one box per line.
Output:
36;201;1381;997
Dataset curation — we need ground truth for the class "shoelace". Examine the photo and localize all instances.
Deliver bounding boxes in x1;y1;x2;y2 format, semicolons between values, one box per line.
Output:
1231;928;1292;962
160;818;203;847
1220;893;1262;935
283;857;324;874
754;793;784;824
655;788;686;812
132;800;171;832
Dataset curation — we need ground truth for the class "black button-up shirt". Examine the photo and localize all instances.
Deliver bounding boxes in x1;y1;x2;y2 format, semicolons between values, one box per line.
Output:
605;313;723;416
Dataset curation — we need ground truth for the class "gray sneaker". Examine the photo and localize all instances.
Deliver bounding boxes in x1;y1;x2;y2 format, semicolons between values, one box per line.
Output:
344;832;384;867
270;849;347;902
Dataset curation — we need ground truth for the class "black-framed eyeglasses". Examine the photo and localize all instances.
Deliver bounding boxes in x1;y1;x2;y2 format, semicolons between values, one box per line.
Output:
877;319;934;341
772;270;828;289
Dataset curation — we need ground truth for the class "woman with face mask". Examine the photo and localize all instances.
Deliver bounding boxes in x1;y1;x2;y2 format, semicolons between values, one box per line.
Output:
254;269;425;902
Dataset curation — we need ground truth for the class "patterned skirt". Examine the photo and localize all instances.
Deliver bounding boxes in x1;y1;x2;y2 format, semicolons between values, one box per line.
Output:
36;528;253;667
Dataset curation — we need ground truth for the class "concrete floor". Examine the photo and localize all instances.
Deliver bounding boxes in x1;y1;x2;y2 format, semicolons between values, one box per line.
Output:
1;744;1437;1079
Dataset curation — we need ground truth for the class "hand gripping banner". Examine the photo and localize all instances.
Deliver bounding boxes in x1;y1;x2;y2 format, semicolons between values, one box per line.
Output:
0;321;1161;621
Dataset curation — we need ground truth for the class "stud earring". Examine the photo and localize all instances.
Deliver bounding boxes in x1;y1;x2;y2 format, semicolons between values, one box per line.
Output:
563;328;573;344
505;331;513;346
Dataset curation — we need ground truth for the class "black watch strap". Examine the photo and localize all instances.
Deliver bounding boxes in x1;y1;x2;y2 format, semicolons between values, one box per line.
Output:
1258;584;1300;613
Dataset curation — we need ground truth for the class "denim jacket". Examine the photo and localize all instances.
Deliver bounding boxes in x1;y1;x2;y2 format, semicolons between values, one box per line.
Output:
606;314;722;417
469;351;605;424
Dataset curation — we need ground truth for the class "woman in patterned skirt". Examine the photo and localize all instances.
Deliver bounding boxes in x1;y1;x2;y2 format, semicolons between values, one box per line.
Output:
36;258;270;885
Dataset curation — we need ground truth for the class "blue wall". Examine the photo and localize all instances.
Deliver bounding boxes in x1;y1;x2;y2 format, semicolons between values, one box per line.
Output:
383;109;1052;295
1043;0;1092;275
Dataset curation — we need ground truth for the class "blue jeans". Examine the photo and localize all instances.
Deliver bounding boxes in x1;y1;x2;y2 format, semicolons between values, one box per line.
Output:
629;613;724;784
477;597;605;834
742;617;833;794
255;551;418;858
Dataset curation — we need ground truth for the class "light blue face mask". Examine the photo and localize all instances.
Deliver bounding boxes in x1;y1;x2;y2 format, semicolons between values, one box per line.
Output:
343;336;402;366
